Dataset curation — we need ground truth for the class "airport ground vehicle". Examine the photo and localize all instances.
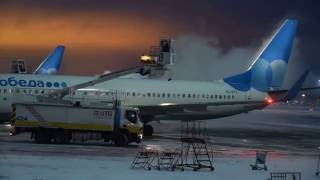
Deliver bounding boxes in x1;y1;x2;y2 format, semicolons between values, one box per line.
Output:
10;101;143;146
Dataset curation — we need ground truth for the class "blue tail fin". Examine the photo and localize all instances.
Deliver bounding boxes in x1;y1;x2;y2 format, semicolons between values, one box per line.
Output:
34;45;65;75
224;19;297;92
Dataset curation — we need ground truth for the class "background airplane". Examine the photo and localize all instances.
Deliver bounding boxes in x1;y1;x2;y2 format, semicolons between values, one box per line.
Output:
10;45;65;75
33;45;65;75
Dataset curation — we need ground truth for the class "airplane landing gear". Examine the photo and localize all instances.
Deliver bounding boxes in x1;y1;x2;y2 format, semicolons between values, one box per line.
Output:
143;124;153;137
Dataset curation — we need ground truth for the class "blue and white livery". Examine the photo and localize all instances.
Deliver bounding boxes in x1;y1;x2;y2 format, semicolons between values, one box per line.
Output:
224;19;297;92
34;45;65;75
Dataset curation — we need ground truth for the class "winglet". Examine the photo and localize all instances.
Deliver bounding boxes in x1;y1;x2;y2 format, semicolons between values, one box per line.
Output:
285;70;310;101
268;70;310;102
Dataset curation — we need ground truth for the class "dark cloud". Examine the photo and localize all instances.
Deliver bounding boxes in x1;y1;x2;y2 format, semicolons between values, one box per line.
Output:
0;0;319;77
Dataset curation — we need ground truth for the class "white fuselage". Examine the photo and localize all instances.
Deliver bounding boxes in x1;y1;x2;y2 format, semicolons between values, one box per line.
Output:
0;73;269;121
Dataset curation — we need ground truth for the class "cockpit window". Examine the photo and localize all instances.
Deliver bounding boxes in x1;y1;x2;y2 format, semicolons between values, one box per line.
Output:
125;110;137;123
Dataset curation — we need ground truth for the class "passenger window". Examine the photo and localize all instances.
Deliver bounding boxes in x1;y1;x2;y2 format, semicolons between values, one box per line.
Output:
202;94;205;98
223;95;226;99
182;94;185;98
215;95;218;99
193;94;196;98
210;95;213;99
3;89;7;94
127;92;130;96
16;89;20;94
132;92;135;96
219;95;222;99
125;110;137;123
152;93;155;97
167;93;170;98
162;93;165;98
147;93;151;97
188;94;191;98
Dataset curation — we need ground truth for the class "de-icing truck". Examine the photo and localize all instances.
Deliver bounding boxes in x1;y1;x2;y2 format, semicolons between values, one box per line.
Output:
10;101;143;146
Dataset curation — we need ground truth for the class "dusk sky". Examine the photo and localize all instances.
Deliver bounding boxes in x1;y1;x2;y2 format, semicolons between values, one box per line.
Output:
0;0;319;78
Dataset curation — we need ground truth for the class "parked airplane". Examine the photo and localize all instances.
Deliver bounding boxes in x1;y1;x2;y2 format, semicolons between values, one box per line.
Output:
34;45;65;75
0;19;308;136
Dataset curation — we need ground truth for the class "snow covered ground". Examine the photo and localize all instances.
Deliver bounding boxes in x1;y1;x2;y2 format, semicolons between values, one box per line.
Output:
1;104;320;180
0;152;319;180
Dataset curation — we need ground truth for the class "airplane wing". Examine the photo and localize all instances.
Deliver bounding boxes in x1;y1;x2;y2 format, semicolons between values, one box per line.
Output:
137;100;266;121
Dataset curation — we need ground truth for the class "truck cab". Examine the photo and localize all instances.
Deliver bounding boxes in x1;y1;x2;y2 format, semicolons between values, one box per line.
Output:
114;106;143;145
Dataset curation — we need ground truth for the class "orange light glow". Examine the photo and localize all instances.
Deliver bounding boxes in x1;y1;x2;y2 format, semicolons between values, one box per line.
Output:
0;8;182;74
141;55;152;61
264;97;274;105
0;9;180;50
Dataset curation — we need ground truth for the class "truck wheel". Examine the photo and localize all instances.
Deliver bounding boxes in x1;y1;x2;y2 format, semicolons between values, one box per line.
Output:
143;125;153;136
54;135;70;144
114;133;128;146
53;131;71;144
34;131;51;144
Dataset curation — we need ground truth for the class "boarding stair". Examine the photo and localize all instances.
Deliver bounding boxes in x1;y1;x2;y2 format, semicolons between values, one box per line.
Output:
176;120;214;171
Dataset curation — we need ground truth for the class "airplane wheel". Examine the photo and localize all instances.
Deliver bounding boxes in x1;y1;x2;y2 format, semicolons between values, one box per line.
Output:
143;125;153;136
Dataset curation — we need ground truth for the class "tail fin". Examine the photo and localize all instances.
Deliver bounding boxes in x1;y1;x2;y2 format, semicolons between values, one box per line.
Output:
33;45;65;75
224;19;297;92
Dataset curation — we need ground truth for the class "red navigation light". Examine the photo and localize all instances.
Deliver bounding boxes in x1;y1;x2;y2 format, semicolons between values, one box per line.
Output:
264;97;274;105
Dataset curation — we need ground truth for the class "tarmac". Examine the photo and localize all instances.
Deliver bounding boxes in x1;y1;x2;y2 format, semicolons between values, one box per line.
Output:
0;103;319;179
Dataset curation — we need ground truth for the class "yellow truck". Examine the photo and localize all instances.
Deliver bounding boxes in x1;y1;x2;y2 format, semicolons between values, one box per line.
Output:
10;102;143;146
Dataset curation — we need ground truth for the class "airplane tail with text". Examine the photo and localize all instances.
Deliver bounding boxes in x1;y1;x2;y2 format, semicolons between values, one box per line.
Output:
224;19;297;92
33;45;65;75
